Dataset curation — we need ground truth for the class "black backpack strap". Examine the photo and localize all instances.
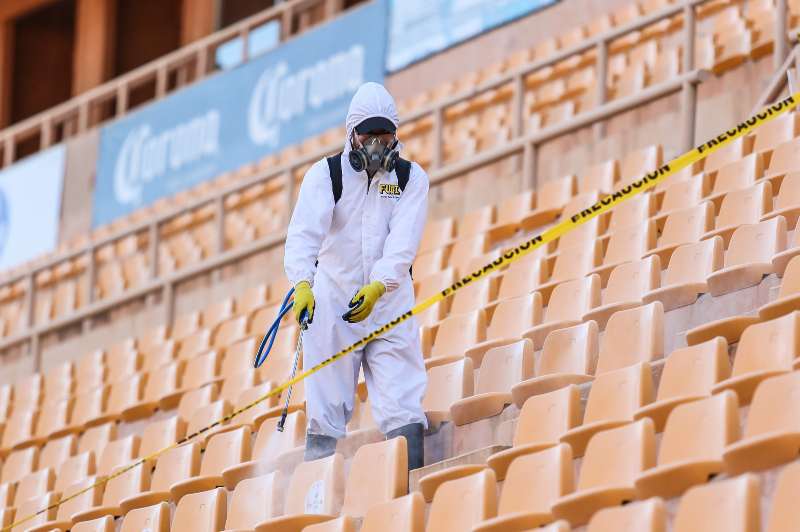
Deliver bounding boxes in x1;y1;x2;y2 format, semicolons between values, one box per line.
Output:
395;158;411;191
326;152;344;204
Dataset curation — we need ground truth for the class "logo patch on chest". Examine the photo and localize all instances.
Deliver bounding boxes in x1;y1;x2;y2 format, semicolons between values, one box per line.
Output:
379;183;402;199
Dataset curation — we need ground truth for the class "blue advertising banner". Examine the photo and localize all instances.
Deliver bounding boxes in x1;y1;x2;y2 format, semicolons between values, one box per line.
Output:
93;0;387;227
0;145;65;270
386;0;558;72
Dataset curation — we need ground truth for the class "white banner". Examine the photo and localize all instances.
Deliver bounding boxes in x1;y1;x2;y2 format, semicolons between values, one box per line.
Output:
0;145;65;270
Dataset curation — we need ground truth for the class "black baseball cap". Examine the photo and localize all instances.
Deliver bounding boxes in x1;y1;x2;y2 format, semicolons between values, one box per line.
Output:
355;116;397;134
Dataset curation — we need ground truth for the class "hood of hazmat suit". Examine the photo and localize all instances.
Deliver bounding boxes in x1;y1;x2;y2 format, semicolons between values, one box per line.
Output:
282;82;429;439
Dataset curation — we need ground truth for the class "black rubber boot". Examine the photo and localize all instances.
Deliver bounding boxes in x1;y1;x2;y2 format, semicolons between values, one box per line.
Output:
304;432;337;461
386;423;425;470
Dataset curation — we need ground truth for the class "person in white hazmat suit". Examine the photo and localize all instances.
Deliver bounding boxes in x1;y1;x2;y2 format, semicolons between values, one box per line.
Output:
284;82;429;469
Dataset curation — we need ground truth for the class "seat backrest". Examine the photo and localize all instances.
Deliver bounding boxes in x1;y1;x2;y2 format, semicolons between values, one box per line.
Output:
579;160;619;194
12;373;42;411
457;205;495;238
70;386;109;427
577;418;656;491
75;349;106;391
778;255;800;299
141;339;177;372
664;237;724;286
659;202;715;248
602;256;660;306
43;361;74;403
711;152;763;195
549;241;602;284
219;369;257;404
557;217;602;251
181;350;220;389
202;298;236;330
199;426;251;477
703;135;749;174
487;293;542;339
449;279;494;315
139;416;186;459
107;373;145;418
582;362;654;426
620;145;662;186
497;259;547;300
105;341;140;383
561;191;601;221
743;371;800;440
658;390;739;466
40;434;77;470
546;274;601;324
342;437;408;518
413;248;447;279
587;497;667;532
225;472;282;528
361;492;426;532
716;181;773;231
537;175;576;211
213;316;249;349
55;476;104;524
423;359;474;413
430;310;486;358
15;468;55;506
655;337;731;401
119;502;170;532
448;234;489;273
416;268;456;299
1;408;37;449
660;176;706;213
673;474;761;532
731;312;800;379
725;215;786;268
420;217;455;253
513;385;582;447
78;422;117;457
597;302;664;374
172;487;227;532
172;310;202;341
101;462;150;509
186;399;231;438
11;492;59;532
499;443;573;518
97;435;139;477
223;337;258;376
426;469;498;532
236;283;269;315
476;340;534;395
753;111;797;153
601;220;656;267
250;410;306;462
607;193;654;233
767;461;800;532
150;442;201;492
494;190;534;226
539;321;599;377
177;329;213;360
284;453;344;516
55;450;95;493
71;515;115;532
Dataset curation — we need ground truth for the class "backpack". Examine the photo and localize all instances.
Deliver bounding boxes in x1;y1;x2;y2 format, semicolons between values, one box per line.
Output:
325;152;411;204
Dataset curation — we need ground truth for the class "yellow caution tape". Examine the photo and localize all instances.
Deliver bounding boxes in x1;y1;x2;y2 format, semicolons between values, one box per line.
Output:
4;91;798;532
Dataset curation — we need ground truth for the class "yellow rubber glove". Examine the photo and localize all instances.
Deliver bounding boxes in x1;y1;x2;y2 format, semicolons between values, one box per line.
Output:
342;281;386;323
293;281;315;326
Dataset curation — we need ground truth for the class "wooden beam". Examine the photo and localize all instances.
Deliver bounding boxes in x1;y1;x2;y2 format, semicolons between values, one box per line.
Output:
0;0;59;22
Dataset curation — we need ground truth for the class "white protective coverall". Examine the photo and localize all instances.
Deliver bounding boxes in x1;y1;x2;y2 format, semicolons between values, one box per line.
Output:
284;82;429;439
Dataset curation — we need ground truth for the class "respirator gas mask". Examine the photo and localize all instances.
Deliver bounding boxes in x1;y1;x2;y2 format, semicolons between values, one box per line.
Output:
349;126;400;174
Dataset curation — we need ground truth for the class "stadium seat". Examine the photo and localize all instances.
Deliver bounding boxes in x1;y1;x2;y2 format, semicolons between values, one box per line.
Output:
595;302;663;374
12;374;42;413
447;277;497;317
426;469;497;532
230;382;281;430
172;311;202;342
426;310;486;368
752;112;798;154
488;385;581;479
177;329;213;360
511;321;597;405
219;370;258;404
552;217;603;256
139;416;186;461
413;248;447;278
39;434;77;471
14;468;55;506
213;316;250;349
705;181;773;246
71;515;115;532
579;160;619;195
185;399;234;448
759;256;800;320
634;336;730;431
448;234;489;276
672;474;760;532
360;491;425;532
119;441;201;512
31;398;72;443
450;340;534;425
0;408;37;454
75;350;105;392
657;173;707;215
486;190;535;241
71;462;150;522
419;218;456;254
591;221;656;284
68;386;110;430
170;426;250;501
551;418;656;526
723;371;800;474
340;437;408;518
119;502;170;532
78;423;117;459
42;475;105;531
703;136;750;175
518;176;576;230
253;453;343;531
222;410;305;489
524;274;601;349
473;444;573;532
705;153;764;207
585;497;666;532
766;461;800;532
604;192;655;234
43;362;74;404
172;487;227;531
423;358;474;427
96;435;138;477
223;473;282;530
55;450;96;494
635;390;739;498
643;237;724;311
648;202;715;265
181;350;223;390
140;339;177;372
11;492;59;532
560;362;654;457
583;256;660;329
712;312;800;403
464;293;542;366
202;298;236;330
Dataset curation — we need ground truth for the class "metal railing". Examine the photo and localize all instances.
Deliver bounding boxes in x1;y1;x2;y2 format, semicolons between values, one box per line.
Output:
0;0;787;367
0;0;348;166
